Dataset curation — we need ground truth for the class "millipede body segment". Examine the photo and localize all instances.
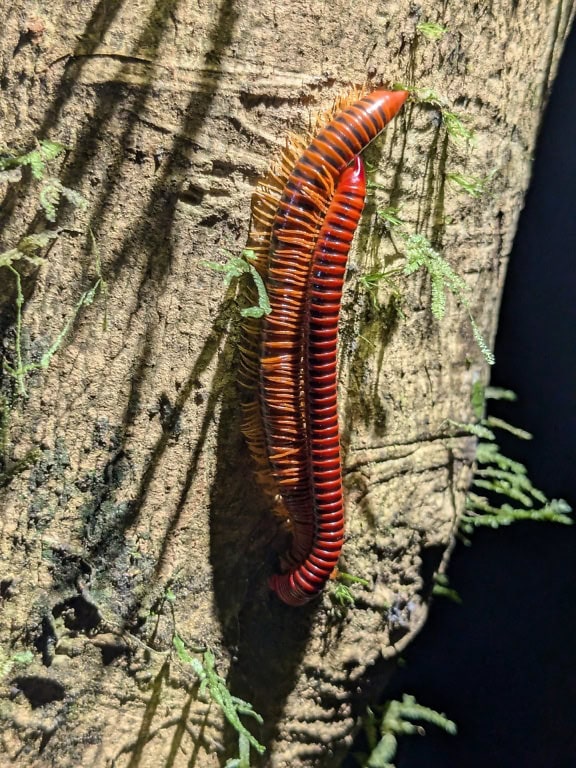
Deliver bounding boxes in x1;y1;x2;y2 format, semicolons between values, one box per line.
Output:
269;156;367;606
240;88;408;606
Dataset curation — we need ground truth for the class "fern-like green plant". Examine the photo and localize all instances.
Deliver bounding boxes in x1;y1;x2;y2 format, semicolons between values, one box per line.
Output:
173;636;265;767
450;389;572;533
402;233;466;319
1;138;98;396
355;694;456;768
0;138;66;179
39;177;88;222
1;231;104;396
401;233;494;364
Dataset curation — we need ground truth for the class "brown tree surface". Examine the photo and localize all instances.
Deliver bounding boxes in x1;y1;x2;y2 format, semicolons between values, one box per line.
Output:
0;2;573;766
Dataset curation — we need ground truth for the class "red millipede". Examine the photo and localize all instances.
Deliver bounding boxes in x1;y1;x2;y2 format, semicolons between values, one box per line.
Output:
269;156;367;606
240;87;408;606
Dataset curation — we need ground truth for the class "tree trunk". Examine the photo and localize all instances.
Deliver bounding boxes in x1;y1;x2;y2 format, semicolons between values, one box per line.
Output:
0;2;572;766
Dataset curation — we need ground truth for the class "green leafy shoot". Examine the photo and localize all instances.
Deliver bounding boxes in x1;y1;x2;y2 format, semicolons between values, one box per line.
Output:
432;573;462;604
442;111;475;144
0;139;66;180
1;228;106;396
446;171;494;198
355;695;456;767
409;87;444;108
331;582;355;609
464;491;572;532
400;233;494;364
224;732;253;768
416;21;447;40
467;312;496;366
358;270;404;311
0;649;35;680
202;249;271;318
337;571;370;587
460;442;573;534
330;571;370;610
445;418;496;441
483;416;532;441
449;414;533;442
451;401;573;534
485;386;517;402
377;206;404;228
402;234;466;319
39;178;88;222
173;636;265;762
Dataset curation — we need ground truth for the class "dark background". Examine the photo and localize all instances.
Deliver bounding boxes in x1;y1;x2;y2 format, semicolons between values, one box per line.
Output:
384;20;576;768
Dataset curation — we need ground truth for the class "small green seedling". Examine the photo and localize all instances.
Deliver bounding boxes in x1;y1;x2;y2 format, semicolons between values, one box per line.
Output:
202;249;271;318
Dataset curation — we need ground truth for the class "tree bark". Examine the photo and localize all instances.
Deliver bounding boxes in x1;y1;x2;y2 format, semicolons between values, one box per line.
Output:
0;1;572;766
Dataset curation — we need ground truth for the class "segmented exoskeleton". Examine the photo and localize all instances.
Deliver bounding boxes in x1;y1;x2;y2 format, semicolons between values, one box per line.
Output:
240;88;408;605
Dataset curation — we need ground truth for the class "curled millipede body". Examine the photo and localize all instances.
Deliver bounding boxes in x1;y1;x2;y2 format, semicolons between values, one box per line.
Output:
269;156;366;606
261;90;408;570
239;87;408;606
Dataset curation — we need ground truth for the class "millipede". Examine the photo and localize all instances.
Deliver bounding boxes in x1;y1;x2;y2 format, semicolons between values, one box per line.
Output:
239;86;408;606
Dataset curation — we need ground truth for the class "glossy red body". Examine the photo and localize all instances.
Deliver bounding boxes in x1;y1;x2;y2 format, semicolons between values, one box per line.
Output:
259;89;408;605
269;157;367;605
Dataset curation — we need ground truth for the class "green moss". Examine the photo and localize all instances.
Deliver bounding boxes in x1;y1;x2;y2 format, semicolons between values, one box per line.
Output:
356;694;456;767
416;21;447;40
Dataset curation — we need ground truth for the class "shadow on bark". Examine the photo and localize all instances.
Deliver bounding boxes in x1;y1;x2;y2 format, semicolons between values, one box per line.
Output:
208;370;324;756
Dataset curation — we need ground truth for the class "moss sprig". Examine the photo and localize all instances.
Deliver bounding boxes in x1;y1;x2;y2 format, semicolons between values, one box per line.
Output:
202;249;271;319
355;694;456;767
173;636;265;766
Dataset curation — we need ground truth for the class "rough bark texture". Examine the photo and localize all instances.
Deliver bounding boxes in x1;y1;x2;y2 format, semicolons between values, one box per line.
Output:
0;1;573;766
